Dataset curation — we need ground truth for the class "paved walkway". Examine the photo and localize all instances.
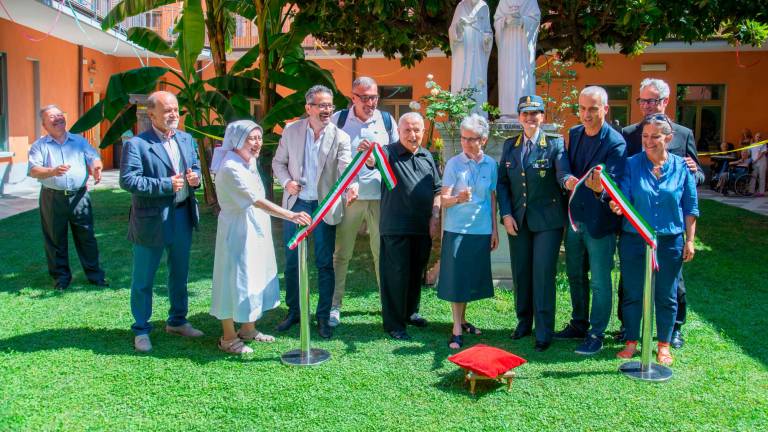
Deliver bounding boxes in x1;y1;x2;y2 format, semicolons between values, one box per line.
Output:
0;170;121;220
1;171;767;220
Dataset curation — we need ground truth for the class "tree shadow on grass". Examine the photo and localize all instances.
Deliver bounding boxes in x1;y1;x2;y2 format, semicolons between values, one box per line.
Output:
683;200;768;366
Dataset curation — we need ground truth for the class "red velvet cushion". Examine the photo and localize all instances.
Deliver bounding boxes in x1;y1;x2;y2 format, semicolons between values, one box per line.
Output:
448;344;527;378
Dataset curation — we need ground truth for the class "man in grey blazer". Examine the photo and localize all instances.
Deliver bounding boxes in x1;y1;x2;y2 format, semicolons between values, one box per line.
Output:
120;91;204;352
620;78;703;349
272;85;352;339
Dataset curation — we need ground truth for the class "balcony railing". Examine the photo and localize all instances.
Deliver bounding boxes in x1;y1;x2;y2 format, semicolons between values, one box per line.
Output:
38;0;316;51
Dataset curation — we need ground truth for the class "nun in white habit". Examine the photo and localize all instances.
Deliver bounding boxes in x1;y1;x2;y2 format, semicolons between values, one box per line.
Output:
210;120;312;355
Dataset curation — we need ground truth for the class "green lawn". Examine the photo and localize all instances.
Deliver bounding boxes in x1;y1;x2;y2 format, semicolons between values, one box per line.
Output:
1;189;766;431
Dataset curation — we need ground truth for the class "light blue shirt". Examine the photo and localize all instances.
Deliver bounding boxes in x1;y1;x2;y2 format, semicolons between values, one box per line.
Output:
152;126;188;203
299;125;327;201
620;153;699;236
442;152;498;235
27;132;99;191
332;109;398;200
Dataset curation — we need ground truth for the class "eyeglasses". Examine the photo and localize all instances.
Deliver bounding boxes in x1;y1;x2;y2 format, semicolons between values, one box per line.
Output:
353;93;380;103
636;97;666;106
460;135;483;143
309;103;335;111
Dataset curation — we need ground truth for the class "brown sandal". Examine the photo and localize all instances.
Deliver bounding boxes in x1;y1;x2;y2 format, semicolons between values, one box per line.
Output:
238;330;276;343
218;337;254;355
657;342;674;366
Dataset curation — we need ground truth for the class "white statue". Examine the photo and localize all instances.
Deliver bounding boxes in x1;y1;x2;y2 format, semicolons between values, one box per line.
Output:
449;0;493;117
494;0;541;119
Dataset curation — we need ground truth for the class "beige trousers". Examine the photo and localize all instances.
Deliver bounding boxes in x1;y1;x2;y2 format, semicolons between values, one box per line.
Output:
332;199;381;308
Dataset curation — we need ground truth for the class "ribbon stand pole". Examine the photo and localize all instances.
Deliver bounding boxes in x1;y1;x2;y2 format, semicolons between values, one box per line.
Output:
281;239;330;366
619;244;672;382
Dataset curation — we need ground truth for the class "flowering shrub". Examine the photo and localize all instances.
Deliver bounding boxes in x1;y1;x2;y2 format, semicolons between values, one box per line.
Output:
418;74;480;131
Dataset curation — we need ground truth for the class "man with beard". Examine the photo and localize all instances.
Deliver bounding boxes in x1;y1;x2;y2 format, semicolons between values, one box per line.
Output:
120;91;204;352
272;85;352;339
28;104;107;290
620;78;703;348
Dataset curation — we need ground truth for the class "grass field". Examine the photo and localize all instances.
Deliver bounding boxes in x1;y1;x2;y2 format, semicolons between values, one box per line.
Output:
1;189;767;431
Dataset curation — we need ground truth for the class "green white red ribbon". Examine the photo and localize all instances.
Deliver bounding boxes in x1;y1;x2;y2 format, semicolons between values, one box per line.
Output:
568;164;659;270
288;142;396;249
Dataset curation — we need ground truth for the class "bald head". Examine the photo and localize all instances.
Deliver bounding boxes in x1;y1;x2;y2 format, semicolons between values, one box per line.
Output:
397;112;425;153
147;91;179;133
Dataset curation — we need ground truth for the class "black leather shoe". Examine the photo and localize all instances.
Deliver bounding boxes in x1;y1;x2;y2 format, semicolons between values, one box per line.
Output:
671;330;685;349
388;330;412;340
407;316;428;327
317;319;333;339
534;341;551;352
510;326;532;340
276;314;300;332
553;324;587;340
53;280;70;290
88;279;110;287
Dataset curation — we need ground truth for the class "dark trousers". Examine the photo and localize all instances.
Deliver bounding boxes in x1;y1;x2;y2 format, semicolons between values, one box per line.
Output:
130;206;192;335
283;199;336;321
619;233;682;343
618;269;687;327
39;187;104;284
380;234;431;332
509;220;562;343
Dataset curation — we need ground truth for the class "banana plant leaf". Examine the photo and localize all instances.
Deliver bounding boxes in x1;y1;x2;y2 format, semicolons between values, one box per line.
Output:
100;105;138;149
100;0;177;30
173;0;205;80
127;28;175;56
69;100;104;133
206;76;261;99
201;91;238;123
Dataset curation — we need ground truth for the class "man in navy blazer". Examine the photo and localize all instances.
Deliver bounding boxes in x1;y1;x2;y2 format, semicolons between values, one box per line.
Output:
120;91;204;352
619;78;703;349
553;86;626;356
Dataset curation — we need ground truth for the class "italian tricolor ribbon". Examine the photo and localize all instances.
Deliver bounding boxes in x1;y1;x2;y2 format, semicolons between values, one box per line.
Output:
568;164;659;270
287;142;396;249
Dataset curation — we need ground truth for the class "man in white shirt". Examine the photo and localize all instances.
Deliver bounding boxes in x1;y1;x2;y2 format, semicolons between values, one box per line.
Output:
329;77;398;327
272;85;352;339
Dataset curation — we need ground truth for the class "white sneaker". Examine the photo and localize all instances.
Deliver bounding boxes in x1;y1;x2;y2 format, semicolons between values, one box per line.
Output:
329;307;341;327
134;334;152;352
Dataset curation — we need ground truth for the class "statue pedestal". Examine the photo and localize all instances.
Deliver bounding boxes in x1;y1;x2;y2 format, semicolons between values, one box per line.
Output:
436;122;560;290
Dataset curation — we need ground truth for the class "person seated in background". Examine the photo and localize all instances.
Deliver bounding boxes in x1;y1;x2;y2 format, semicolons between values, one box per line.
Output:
712;142;738;195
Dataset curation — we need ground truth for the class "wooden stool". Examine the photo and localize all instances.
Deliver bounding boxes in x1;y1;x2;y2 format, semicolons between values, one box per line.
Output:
463;369;516;395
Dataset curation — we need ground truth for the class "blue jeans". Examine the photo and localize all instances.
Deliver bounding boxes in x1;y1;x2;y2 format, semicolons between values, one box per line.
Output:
565;223;616;338
130;207;192;335
619;232;682;343
283;199;336;321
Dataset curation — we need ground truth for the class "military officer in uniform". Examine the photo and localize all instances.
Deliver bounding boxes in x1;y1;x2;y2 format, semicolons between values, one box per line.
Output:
497;95;578;351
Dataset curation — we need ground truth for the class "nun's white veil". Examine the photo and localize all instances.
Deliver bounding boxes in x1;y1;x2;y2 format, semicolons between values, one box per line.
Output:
210;120;262;174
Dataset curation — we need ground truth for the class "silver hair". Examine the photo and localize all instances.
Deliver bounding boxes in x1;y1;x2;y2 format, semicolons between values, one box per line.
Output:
352;76;377;90
639;78;671;99
305;85;333;104
580;86;608;105
460;113;489;139
398;111;424;127
642;116;673;135
146;91;177;110
39;104;61;119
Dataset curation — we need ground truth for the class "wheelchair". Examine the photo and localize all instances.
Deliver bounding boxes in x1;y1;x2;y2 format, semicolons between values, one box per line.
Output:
712;163;754;196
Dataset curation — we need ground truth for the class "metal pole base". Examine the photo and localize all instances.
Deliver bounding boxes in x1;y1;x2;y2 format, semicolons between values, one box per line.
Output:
281;348;331;366
619;361;673;382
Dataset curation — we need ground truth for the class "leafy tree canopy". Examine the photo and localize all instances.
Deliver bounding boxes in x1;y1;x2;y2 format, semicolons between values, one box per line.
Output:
299;0;768;66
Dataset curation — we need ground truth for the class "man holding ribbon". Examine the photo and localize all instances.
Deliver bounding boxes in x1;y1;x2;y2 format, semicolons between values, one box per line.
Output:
329;77;398;328
272;85;352;339
621;78;703;348
369;112;441;341
554;86;626;356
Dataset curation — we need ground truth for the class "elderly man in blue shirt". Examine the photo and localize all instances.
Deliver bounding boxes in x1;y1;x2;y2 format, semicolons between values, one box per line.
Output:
28;105;107;290
604;114;699;366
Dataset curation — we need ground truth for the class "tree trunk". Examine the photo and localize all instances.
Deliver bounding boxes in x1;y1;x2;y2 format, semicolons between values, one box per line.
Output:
255;0;271;117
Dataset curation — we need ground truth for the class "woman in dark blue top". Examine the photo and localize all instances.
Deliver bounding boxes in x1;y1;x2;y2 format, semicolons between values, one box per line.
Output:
604;115;698;366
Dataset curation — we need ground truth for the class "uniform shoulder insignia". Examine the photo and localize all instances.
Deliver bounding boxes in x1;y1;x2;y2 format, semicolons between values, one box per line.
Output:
544;132;563;139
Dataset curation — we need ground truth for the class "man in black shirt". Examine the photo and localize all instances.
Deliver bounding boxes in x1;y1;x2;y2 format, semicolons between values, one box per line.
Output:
375;112;442;340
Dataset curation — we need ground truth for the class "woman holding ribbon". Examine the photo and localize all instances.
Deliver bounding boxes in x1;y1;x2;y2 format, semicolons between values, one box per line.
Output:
602;114;698;366
210;120;311;355
497;95;576;352
437;113;498;349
